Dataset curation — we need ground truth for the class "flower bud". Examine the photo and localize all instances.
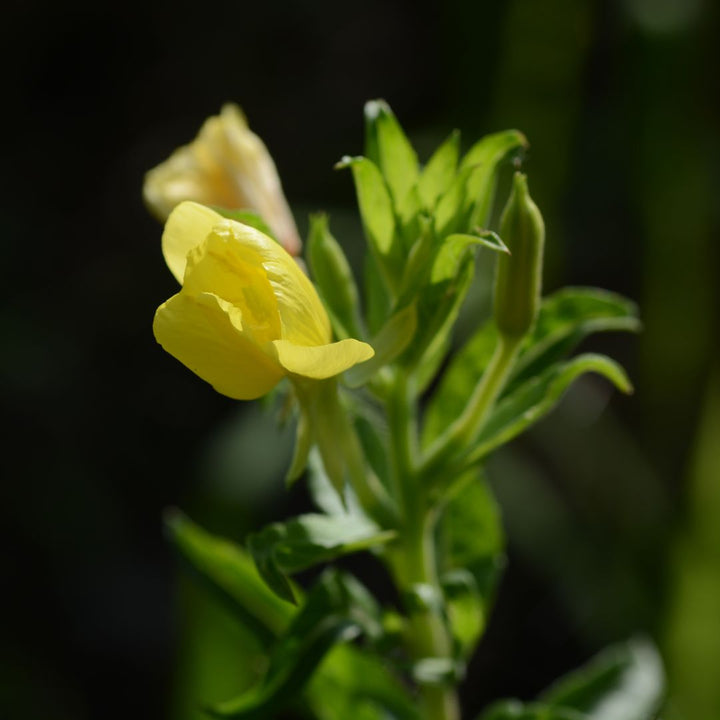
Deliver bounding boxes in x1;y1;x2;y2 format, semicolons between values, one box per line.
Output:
143;104;301;256
493;172;545;338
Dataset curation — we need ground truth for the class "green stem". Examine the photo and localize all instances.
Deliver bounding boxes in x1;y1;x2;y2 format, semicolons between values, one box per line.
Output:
421;334;522;482
387;371;460;720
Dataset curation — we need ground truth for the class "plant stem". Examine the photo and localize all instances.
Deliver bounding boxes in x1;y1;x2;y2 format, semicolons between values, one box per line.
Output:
387;371;460;720
421;334;522;482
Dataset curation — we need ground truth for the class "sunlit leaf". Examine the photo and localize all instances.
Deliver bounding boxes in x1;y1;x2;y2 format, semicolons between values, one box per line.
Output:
248;514;396;603
337;155;401;290
364;99;419;211
418;130;461;211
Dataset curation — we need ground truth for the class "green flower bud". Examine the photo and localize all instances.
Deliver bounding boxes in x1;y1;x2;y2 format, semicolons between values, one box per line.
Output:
493;172;545;338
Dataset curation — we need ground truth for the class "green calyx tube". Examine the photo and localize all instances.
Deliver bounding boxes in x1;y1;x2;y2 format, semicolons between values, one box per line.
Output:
493;172;545;338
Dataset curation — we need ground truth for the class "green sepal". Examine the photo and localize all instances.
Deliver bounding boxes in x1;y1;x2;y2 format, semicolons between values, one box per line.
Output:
418;130;461;211
164;510;293;646
539;638;664;720
345;303;418;388
210;207;277;241
364;99;419;211
248;514;396;604
463;354;633;468
307;213;364;340
336;155;402;292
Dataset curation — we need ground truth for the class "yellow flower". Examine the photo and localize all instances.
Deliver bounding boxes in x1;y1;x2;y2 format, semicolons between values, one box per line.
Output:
153;202;374;400
143;104;302;256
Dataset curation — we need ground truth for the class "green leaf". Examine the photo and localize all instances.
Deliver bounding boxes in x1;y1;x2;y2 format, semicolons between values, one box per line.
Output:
210;207;277;241
345;304;418;388
337;155;401;290
418;130;461;211
441;569;485;659
460;129;528;228
206;570;365;719
479;701;587;720
364;250;393;336
434;164;485;238
404;232;478;371
423;287;639;448
464;354;633;467
437;475;505;656
540;638;665;720
309;643;421;720
364;99;419;210
509;287;641;393
307;213;364;340
164;511;292;646
248;514;396;603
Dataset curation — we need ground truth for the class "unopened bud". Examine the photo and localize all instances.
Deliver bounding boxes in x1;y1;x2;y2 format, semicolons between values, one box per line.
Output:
493;172;544;338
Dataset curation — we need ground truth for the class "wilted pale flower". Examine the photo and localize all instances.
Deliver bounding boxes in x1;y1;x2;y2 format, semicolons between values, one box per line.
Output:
154;202;373;399
144;104;302;256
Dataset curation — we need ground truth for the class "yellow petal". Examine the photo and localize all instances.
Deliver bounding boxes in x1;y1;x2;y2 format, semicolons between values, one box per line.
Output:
143;105;301;256
183;224;281;345
154;291;284;399
273;338;374;379
162;202;224;284
209;219;331;346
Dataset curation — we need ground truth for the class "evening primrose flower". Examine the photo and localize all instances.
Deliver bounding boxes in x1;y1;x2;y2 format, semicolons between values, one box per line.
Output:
144;104;302;256
154;202;374;399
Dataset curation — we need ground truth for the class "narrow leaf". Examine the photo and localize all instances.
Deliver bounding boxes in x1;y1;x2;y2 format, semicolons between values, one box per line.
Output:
464;354;633;467
509;287;641;392
418;130;461;210
337;155;401;288
364;99;419;209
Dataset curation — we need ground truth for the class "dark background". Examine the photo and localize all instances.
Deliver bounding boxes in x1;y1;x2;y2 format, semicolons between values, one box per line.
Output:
2;1;719;718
